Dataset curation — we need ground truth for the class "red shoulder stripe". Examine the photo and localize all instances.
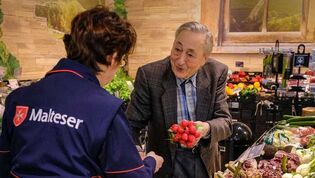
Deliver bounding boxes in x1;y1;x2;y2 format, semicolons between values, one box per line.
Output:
46;69;84;78
10;171;20;178
105;165;144;174
0;150;10;153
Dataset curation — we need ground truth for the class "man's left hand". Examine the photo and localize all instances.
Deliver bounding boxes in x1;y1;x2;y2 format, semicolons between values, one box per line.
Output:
193;121;211;146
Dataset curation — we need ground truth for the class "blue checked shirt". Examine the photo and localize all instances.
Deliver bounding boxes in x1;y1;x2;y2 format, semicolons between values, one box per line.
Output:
176;74;197;123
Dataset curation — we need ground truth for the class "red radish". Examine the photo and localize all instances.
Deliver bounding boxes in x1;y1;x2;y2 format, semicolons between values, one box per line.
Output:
194;132;201;138
179;140;186;145
175;133;182;140
172;136;179;142
181;120;189;127
181;133;188;141
188;125;196;134
188;121;194;127
168;120;202;148
186;141;194;148
188;134;196;143
177;127;184;134
170;124;179;133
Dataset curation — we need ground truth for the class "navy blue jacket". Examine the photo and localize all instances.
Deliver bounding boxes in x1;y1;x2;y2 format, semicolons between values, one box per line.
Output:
0;58;155;178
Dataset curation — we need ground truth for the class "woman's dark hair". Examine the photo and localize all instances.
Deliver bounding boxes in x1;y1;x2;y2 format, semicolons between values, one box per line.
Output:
63;5;136;73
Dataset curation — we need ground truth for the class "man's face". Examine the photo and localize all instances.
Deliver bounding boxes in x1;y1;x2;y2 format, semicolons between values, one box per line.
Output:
170;30;207;79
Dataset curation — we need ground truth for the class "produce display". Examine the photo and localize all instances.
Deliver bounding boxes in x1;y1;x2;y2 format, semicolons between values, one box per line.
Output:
104;68;133;101
226;70;263;97
225;81;262;97
215;116;315;178
279;116;315;127
168;120;202;148
228;71;263;84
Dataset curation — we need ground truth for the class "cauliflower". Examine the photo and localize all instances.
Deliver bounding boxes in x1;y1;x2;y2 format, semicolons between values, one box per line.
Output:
295;157;315;177
282;173;293;178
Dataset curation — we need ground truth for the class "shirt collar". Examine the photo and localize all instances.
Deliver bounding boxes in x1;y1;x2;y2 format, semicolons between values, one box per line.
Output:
45;58;100;86
176;73;197;88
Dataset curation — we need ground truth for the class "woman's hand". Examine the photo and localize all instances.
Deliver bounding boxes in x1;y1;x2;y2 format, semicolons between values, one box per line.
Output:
146;151;164;173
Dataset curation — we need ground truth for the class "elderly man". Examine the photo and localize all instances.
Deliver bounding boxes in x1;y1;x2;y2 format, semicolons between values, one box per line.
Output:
126;21;232;178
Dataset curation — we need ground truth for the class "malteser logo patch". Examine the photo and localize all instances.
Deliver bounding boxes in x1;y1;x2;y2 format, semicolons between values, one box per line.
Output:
29;108;84;129
13;106;29;127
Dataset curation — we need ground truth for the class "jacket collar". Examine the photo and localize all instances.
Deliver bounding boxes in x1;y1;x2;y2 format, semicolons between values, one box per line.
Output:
160;58;178;160
45;58;100;86
161;59;177;129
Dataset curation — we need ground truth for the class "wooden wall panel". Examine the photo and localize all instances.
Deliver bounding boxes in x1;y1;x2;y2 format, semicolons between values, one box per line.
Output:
1;0;277;80
1;0;66;80
126;0;267;78
126;0;201;77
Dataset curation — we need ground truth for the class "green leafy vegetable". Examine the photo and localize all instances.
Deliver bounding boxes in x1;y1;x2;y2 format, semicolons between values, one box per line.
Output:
0;41;20;80
0;1;20;80
114;0;127;19
104;68;133;101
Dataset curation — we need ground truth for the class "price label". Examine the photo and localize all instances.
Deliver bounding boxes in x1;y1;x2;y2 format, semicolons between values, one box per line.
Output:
231;102;239;109
8;79;19;90
236;143;265;162
294;54;310;67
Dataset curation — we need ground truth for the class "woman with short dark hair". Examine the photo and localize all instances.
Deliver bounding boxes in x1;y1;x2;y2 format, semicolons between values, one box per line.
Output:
0;5;163;178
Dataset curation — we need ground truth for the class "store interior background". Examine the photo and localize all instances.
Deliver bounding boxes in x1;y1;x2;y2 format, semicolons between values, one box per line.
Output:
3;0;315;80
1;0;315;170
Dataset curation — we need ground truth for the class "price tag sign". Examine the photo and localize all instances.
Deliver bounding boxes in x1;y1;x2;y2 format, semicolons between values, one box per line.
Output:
236;143;265;162
8;79;19;90
247;143;265;159
231;102;239;109
294;54;310;67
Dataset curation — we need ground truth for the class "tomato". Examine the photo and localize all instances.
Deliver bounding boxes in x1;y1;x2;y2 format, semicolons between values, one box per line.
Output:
239;71;246;77
251;78;258;82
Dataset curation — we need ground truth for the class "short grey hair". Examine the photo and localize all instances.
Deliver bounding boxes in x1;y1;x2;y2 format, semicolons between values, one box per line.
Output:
175;21;213;56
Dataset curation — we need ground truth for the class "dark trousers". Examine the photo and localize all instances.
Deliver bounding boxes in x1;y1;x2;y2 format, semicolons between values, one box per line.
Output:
172;148;209;178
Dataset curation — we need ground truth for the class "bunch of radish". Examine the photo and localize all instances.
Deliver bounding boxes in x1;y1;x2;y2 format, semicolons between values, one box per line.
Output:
168;120;202;148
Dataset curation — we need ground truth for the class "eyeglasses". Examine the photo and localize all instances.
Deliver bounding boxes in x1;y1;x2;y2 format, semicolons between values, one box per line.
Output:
120;55;128;67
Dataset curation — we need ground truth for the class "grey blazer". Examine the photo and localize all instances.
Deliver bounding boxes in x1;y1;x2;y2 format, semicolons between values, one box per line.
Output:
126;57;232;177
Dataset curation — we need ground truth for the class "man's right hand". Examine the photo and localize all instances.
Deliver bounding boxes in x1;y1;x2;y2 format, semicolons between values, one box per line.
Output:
145;151;164;173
